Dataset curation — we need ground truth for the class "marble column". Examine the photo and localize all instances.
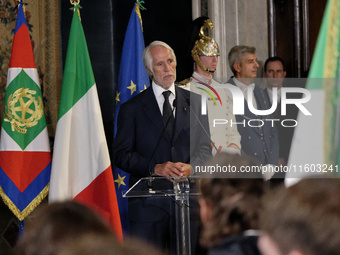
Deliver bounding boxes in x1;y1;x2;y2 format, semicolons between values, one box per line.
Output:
192;0;202;19
208;0;269;82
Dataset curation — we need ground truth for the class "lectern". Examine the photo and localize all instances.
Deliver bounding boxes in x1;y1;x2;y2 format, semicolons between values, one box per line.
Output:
123;176;200;255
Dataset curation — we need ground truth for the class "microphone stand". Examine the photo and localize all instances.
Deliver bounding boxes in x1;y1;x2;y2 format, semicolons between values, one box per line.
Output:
147;99;177;182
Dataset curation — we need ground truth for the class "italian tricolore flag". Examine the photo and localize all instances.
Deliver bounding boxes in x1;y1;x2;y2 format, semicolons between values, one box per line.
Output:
49;5;122;239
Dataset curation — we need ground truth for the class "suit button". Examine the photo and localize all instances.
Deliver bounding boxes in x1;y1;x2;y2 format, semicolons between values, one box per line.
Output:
249;136;251;139
254;152;257;155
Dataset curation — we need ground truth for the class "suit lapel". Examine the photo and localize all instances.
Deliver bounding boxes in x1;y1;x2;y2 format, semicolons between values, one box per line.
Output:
254;87;266;111
142;87;165;135
229;77;258;119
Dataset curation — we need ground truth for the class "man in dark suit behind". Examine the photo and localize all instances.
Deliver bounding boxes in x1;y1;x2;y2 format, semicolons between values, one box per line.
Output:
263;56;299;186
113;40;211;254
225;45;279;179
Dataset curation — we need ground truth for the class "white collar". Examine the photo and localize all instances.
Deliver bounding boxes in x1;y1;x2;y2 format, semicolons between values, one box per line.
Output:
152;81;176;98
267;87;281;103
233;77;255;91
192;71;213;85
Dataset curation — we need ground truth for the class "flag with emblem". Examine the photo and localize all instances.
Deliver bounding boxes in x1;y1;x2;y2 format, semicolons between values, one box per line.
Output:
113;2;150;235
0;3;51;221
286;0;340;185
48;4;122;239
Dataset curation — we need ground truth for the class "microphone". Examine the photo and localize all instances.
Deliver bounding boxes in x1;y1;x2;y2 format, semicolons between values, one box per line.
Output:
185;99;219;153
148;99;177;177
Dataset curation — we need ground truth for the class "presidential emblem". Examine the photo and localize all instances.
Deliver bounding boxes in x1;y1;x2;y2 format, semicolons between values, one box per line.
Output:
4;88;44;133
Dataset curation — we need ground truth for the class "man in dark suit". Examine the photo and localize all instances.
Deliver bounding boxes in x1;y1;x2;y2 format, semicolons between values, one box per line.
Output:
263;56;299;185
263;56;291;166
113;41;211;254
225;45;279;179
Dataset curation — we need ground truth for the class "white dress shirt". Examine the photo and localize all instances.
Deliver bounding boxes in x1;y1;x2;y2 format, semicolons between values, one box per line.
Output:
152;81;176;116
233;77;258;109
267;87;281;104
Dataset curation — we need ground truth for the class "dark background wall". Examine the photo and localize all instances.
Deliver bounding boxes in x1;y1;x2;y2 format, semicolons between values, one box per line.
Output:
60;0;192;154
273;0;327;78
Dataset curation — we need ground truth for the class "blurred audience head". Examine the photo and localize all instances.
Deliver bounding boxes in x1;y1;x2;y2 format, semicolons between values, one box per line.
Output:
59;236;165;255
259;178;340;255
14;201;119;255
199;152;266;248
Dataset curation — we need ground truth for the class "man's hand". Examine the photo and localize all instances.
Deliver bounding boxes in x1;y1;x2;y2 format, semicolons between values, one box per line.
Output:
177;162;193;176
154;162;193;177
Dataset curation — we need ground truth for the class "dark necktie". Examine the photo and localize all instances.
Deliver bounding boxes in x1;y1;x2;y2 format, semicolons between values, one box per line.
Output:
162;90;174;138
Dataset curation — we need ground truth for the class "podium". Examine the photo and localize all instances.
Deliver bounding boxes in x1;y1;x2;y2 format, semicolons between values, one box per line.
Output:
123;176;200;255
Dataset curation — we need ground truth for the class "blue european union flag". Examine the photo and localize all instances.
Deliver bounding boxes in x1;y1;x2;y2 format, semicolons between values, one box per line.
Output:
113;3;150;236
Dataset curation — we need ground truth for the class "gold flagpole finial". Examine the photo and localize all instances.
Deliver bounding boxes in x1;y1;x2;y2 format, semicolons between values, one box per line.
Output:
70;0;80;6
70;0;81;20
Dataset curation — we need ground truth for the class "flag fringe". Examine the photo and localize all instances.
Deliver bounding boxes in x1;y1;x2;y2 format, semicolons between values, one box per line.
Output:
0;184;49;221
